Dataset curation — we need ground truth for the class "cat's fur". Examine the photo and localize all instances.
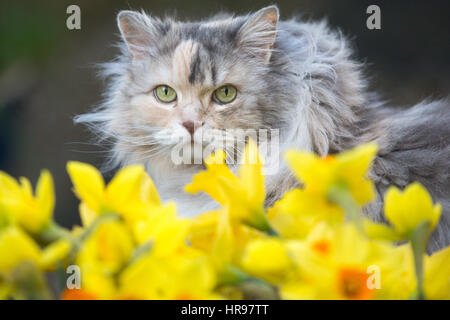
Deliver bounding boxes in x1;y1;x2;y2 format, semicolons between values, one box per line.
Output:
76;6;450;252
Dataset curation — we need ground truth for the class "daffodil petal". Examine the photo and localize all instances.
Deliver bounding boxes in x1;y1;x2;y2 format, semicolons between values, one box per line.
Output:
67;162;105;213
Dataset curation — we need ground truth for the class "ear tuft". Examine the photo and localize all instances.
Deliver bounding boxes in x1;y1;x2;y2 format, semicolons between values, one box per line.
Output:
117;10;154;58
238;6;279;63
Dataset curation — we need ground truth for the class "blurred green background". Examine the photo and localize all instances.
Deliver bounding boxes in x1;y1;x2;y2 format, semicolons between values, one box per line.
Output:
1;0;449;228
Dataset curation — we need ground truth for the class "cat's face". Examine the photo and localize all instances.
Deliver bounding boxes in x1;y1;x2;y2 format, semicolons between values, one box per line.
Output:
108;6;287;166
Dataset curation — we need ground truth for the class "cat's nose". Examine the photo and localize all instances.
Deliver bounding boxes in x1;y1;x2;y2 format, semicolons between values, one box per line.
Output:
182;121;196;136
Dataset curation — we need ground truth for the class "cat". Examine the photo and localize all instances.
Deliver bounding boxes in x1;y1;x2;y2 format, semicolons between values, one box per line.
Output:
75;6;450;252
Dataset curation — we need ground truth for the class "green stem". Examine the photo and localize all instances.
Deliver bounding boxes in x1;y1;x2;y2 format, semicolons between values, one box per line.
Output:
217;264;279;299
38;222;75;245
38;213;120;263
267;226;279;237
78;213;121;242
246;208;279;237
218;264;251;285
327;183;362;231
410;221;430;300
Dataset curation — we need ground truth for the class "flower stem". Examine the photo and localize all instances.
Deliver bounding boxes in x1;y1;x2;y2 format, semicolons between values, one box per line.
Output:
246;208;279;237
38;222;74;245
327;184;362;231
410;221;430;300
218;264;279;299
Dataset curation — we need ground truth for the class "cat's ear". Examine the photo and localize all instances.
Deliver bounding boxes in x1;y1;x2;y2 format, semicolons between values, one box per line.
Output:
238;6;279;63
117;10;157;59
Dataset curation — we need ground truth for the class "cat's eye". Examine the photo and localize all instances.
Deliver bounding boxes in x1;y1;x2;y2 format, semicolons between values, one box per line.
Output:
154;85;177;103
213;85;237;104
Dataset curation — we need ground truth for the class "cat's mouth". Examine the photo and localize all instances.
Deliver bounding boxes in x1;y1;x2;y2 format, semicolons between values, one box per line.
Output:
167;134;244;167
162;126;278;168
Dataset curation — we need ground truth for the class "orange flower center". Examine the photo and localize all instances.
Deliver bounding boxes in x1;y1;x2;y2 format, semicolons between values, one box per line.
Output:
176;293;196;300
338;267;373;300
61;288;97;300
322;154;336;164
312;239;331;255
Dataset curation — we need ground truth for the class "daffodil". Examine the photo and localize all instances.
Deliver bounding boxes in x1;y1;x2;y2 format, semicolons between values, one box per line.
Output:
363;182;443;299
188;205;272;296
188;210;221;252
0;170;54;233
0;226;41;274
189;206;266;267
285;143;378;207
133;202;190;256
119;249;219;299
1;141;449;301
75;268;117;299
185;140;271;232
0;225;73;273
424;246;450;299
267;188;344;239
241;237;294;284
281;223;413;299
74;219;134;299
384;182;441;238
39;239;73;271
365;183;442;242
66;162;161;227
77;220;134;274
0;225;72;299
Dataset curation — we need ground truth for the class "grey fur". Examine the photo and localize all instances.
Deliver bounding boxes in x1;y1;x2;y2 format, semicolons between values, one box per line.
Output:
75;6;449;252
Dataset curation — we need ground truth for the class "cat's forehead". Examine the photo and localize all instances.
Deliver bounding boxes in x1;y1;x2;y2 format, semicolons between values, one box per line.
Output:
166;38;220;90
178;16;243;41
171;39;201;86
160;18;244;87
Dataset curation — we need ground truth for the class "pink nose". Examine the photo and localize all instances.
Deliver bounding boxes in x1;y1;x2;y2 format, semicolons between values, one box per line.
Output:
182;121;195;136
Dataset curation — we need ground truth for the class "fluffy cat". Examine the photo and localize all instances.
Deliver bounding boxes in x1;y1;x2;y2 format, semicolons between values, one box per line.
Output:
76;6;450;252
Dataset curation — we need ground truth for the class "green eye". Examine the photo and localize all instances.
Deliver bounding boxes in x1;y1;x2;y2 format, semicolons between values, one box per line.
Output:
154;85;177;103
214;85;237;104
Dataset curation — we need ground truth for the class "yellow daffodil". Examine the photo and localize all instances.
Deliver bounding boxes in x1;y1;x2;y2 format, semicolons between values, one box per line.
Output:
384;182;442;238
185;140;271;232
285;143;378;206
281;223;413;299
0;225;72;274
66;162;161;226
241;237;294;284
76;267;118;299
39;239;73;271
0;170;54;233
1;140;449;301
133;202;190;256
363;183;443;299
188;210;221;252
74;220;134;299
267;188;344;239
77;220;134;274
0;226;41;274
424;246;450;299
119;250;219;300
188;206;266;268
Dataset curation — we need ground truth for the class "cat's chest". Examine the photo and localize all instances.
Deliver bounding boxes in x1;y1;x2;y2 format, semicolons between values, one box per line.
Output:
147;162;219;217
